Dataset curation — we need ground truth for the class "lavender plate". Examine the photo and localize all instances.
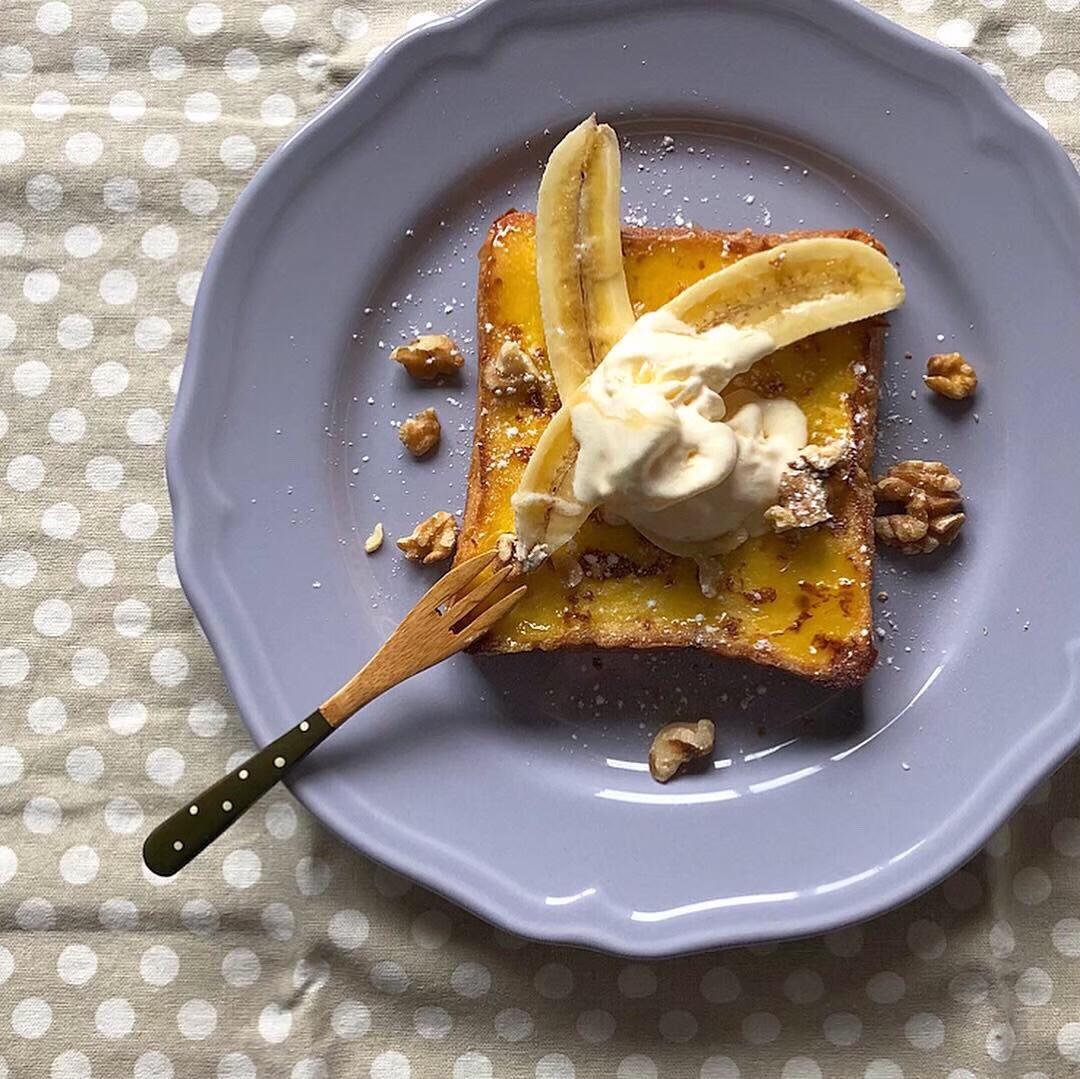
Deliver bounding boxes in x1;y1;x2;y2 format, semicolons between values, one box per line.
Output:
170;0;1080;954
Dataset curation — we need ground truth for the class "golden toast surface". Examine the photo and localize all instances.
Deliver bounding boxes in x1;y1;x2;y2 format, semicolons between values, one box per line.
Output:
457;212;883;686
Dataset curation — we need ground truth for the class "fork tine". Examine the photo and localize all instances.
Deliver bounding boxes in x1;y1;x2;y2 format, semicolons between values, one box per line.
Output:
454;585;528;646
442;563;515;626
415;550;498;611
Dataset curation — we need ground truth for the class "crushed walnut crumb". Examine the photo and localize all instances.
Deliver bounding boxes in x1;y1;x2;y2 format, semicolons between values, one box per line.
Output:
764;439;848;534
391;334;464;380
874;460;964;554
649;719;716;783
483;340;544;396
397;511;458;564
399;407;441;457
925;352;977;400
363;521;384;554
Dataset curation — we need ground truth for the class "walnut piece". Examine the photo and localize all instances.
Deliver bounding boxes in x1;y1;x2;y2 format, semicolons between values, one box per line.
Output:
391;334;464;381
483;340;544;396
925;352;977;400
363;521;384;554
397;511;458;564
399;407;441;457
764;439;848;533
649;719;716;783
873;460;964;554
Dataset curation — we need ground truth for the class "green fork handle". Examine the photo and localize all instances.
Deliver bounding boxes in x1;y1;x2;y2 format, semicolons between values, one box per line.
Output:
142;709;333;877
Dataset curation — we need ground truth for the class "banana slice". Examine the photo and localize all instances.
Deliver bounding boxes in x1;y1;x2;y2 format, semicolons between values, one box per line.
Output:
513;236;904;558
535;116;634;400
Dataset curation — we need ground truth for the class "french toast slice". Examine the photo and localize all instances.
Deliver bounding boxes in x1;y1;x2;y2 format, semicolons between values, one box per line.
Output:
457;211;885;686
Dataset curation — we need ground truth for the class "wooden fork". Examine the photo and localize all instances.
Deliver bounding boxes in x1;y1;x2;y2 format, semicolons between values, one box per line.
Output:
142;551;524;877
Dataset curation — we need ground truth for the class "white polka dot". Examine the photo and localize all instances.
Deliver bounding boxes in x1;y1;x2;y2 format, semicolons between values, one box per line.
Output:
332;7;369;39
495;1007;533;1042
1051;816;1080;856
37;2;72;33
124;407;164;446
986;1021;1015;1062
1013;866;1051;905
258;1003;291;1044
1046;0;1078;9
142;223;179;258
137;133;179;170
1053;917;1080;956
1015;966;1052;1006
72;647;110;691
293;960;330;992
1044;66;1080;102
949;970;988;1004
0;407;7;437
0;314;15;351
0;650;30;687
533;962;573;999
616;1056;656;1079
823;925;863;957
0;221;25;255
178;999;216;1040
27;696;65;734
220;133;256;170
742;1012;780;1045
33;90;70;121
904;1012;944;1050
142;48;179;87
66;745;104;783
0;131;25;164
218;1054;255;1079
24;268;59;303
783;967;824;1005
112;1;147;33
331;1000;371;1039
700;965;740;1003
937;18;974;48
823;1012;861;1047
121;502;159;539
98;268;137;305
33;598;71;637
74;45;109;81
139;945;179;987
91;363;129;400
65;131;104;165
27;173;63;211
185;90;221;123
781;1059;821;1079
297;49;327;81
105;796;143;835
187;2;222;34
221;947;260;988
261;93;296;126
262;800;297;840
134;315;172;352
49;407;86;444
1059;1021;1080;1061
1;550;37;587
223;849;261;889
407;908;449;949
989;919;1015;958
371;959;408;994
260;3;295;35
108;699;147;737
535;1055;573;1079
78;549;116;588
451;961;490;998
223;46;260;82
0;847;15;883
179;899;218;937
177;270;201;306
146;747;184;787
157;552;180;588
296;856;331;896
907;919;946;960
104;176;139;212
135;1052;173;1079
700;1057;739;1079
41;501;80;539
863;1062;903;1079
659;1009;697;1043
65;224;102;258
24;796;62;834
866;971;906;1004
12;998;52;1039
111;90;146;122
180;700;223;740
16;897;55;930
60;845;100;885
57;314;92;350
98;897;137;931
52;1051;91;1079
370;1052;409;1079
1008;23;1043;57
262;902;294;940
111;598;149;637
617;964;657;998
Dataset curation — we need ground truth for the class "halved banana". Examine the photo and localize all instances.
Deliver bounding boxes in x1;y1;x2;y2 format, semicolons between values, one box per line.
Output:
535;116;634;400
513;235;905;559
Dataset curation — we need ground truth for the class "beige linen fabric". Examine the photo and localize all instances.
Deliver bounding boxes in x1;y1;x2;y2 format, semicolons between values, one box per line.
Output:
2;2;1079;1077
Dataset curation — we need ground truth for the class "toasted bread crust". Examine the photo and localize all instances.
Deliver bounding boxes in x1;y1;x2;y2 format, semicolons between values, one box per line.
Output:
459;212;884;687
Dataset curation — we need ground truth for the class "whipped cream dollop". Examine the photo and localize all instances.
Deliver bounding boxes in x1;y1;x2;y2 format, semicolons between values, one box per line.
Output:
570;309;808;553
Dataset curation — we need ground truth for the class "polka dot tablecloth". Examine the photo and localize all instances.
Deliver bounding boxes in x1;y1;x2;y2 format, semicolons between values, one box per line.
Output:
1;2;1079;1077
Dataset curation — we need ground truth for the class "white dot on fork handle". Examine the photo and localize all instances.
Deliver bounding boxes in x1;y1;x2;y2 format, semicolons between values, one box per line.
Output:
299;720;310;732
273;756;285;768
238;769;248;780
173;841;183;851
188;805;198;815
222;800;233;811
